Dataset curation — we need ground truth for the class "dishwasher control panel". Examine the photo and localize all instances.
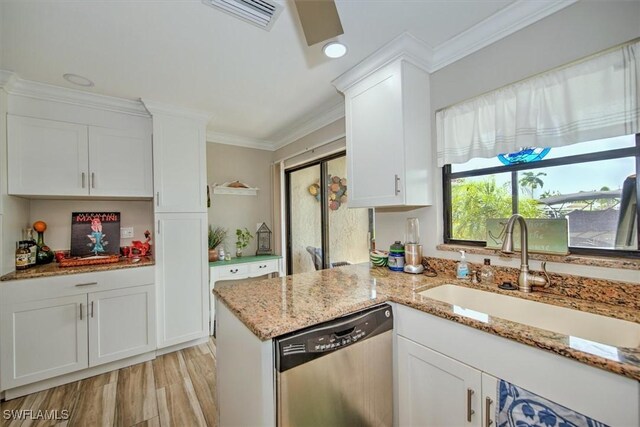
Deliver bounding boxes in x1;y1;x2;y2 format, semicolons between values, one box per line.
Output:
276;304;394;372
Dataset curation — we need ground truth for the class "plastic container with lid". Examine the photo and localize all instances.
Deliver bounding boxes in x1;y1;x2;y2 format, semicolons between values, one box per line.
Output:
388;241;405;272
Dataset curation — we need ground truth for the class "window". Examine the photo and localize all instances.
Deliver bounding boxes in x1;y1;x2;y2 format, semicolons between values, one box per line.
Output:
443;135;639;257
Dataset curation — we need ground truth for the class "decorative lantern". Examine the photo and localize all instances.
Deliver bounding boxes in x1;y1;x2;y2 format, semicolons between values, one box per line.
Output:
256;222;273;256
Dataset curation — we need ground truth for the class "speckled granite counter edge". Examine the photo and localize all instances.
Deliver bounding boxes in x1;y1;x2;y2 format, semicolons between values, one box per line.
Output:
1;257;155;281
213;267;640;381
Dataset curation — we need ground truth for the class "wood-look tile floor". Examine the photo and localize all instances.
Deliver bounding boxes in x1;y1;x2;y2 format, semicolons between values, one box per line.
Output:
1;339;217;427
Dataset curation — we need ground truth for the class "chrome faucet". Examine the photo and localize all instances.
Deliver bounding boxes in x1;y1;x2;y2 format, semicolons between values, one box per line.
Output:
501;214;550;293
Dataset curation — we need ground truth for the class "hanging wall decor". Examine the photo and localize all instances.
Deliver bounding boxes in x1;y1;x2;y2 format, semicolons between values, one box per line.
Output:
308;175;347;210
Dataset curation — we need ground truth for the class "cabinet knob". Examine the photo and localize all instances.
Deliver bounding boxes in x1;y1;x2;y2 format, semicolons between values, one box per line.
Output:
259;265;266;269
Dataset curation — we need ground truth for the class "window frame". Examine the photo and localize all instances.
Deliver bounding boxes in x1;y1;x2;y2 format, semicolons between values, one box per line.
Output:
443;134;640;258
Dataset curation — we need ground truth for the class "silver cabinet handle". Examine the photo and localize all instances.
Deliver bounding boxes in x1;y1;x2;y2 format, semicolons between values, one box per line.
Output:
75;282;98;287
394;174;401;195
157;220;160;234
230;269;239;274
259;265;267;269
79;303;83;320
81;172;86;188
485;397;493;427
156;192;160;207
467;388;475;422
90;301;94;318
91;172;96;188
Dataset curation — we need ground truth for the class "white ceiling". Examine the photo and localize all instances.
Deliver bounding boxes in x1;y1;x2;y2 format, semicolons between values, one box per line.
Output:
0;0;575;149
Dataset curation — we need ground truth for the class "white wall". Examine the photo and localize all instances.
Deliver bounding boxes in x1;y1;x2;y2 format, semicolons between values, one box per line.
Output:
374;0;640;283
207;142;273;256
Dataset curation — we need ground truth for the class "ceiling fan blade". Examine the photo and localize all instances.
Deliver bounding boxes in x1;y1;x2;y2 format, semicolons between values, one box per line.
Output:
293;0;344;46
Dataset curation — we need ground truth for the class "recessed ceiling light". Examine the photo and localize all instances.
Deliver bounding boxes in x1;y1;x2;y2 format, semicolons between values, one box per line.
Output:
63;73;94;87
323;42;347;59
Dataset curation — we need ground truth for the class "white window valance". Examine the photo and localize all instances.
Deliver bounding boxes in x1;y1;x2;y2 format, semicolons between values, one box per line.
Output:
436;40;640;167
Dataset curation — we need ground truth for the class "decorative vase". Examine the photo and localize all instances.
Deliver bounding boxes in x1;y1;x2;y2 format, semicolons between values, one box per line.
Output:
35;231;54;265
236;248;243;258
208;249;219;262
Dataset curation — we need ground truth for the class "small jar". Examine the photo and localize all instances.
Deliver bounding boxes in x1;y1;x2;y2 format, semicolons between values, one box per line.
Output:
15;242;30;271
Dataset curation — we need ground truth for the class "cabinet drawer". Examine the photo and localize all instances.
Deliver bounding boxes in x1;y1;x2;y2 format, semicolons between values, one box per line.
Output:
248;260;279;276
0;266;155;305
218;264;250;279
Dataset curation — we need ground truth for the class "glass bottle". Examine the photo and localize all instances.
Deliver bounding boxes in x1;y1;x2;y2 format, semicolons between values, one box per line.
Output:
35;231;54;265
479;258;495;285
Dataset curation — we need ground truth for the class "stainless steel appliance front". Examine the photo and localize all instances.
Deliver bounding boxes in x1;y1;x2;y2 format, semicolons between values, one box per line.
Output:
275;304;393;427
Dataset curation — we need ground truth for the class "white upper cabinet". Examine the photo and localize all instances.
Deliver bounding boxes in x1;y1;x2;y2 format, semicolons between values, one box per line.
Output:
144;104;208;213
333;39;432;208
7;115;153;198
8;115;89;197
88;126;153;197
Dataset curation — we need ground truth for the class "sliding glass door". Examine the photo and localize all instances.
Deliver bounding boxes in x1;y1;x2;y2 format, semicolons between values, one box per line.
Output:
286;153;372;275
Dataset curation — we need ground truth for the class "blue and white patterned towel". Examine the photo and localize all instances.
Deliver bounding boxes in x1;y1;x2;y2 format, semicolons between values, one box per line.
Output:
497;379;609;427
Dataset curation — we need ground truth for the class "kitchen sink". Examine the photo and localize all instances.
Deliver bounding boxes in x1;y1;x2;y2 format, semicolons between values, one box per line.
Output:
419;285;640;349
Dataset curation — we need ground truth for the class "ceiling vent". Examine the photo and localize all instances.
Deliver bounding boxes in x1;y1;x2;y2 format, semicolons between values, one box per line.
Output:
202;0;283;31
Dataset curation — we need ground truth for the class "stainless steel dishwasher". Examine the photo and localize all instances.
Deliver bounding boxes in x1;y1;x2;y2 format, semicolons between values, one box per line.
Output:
275;304;393;427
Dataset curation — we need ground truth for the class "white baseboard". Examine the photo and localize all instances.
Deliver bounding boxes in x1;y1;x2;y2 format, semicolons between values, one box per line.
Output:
155;337;210;356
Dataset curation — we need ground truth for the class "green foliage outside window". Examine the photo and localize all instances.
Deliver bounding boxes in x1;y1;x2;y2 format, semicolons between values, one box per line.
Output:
451;176;544;241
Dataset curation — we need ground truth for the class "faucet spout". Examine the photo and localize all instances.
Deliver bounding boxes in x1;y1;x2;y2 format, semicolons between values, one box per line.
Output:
500;214;549;293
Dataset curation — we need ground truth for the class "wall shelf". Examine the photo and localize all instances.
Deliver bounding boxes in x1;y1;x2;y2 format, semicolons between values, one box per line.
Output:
212;182;259;196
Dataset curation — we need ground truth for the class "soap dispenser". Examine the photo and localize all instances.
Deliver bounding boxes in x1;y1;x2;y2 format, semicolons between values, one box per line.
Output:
456;250;469;279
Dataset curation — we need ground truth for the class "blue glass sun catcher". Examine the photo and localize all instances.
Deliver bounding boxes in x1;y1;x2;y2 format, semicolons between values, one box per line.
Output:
497;147;551;165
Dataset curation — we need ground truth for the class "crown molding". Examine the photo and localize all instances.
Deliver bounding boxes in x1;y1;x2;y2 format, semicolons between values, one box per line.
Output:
271;101;345;150
141;99;214;124
2;71;150;116
431;0;579;71
332;32;434;92
206;130;275;151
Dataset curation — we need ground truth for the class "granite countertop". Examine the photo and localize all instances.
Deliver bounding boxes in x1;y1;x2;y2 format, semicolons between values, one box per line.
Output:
213;263;640;381
0;256;155;281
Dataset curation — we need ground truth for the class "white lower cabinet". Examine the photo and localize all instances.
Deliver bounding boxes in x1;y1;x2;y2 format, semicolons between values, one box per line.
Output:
395;304;639;427
0;267;155;392
398;335;492;427
88;285;156;366
0;295;89;389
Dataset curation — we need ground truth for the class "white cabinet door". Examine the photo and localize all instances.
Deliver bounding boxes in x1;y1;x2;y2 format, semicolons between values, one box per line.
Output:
482;373;499;427
7;115;89;196
88;285;156;367
88;126;153;197
152;115;207;213
346;64;405;208
398;336;482;427
0;295;88;389
341;59;431;208
155;213;208;347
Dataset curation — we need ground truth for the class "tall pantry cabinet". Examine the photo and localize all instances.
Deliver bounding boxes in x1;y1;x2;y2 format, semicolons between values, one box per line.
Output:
144;101;210;349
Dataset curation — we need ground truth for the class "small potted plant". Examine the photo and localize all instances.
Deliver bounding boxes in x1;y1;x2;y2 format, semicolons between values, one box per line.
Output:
235;228;253;258
208;226;227;262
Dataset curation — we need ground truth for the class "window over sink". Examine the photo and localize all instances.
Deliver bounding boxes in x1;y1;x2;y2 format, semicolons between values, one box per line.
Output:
443;134;639;258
